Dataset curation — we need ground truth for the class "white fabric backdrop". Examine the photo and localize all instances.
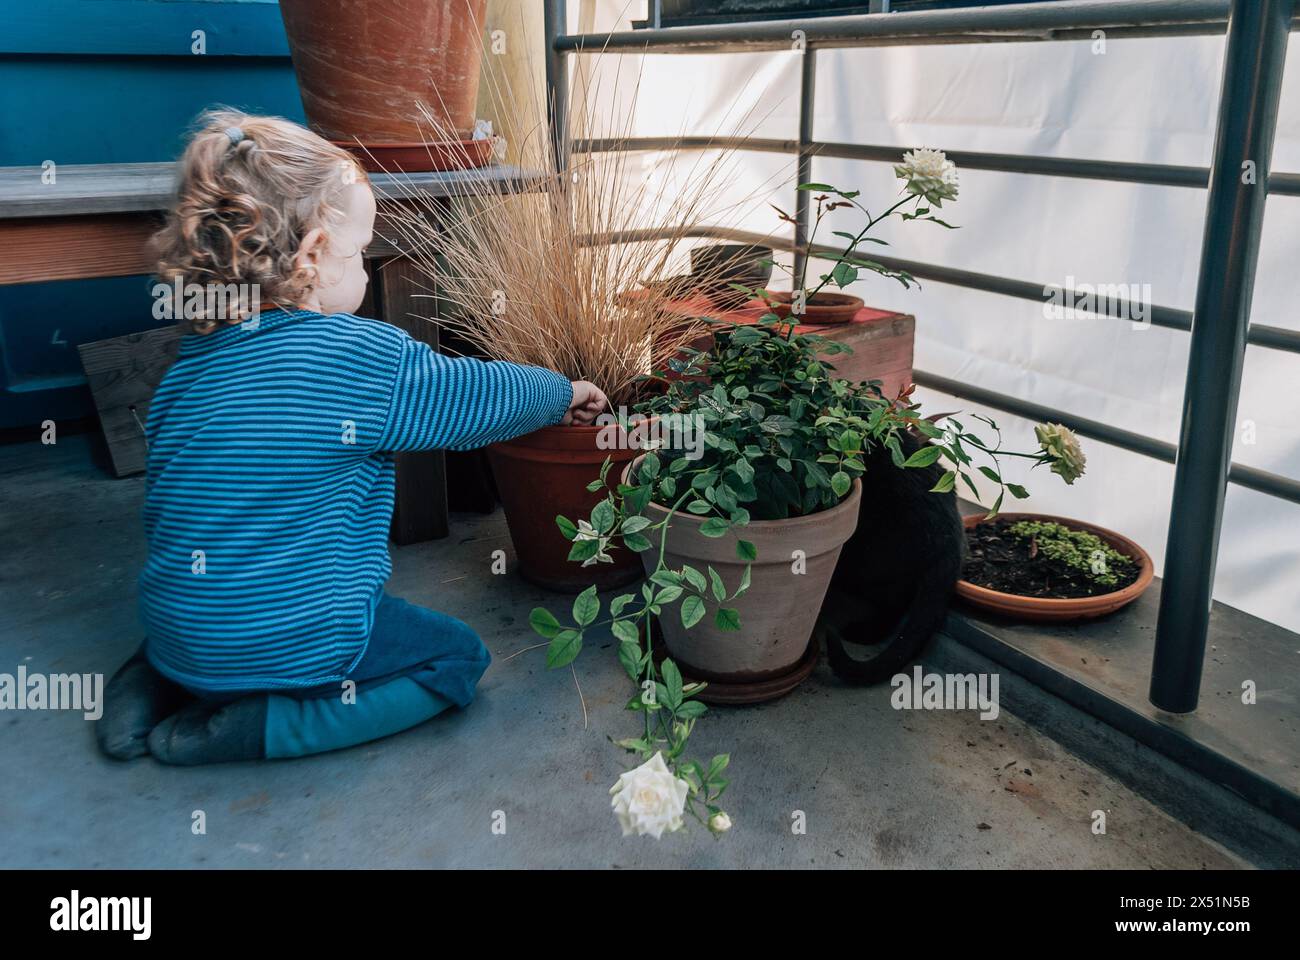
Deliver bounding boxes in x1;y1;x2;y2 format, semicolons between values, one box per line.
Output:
581;3;1300;633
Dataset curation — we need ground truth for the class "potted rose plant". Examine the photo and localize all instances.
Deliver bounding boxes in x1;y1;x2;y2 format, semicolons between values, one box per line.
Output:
761;148;960;324
530;308;1082;838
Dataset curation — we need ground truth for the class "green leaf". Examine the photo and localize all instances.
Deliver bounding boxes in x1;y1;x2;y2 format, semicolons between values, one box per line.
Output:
611;619;640;645
621;515;651;535
1006;482;1030;500
708;567;726;602
903;444;944;468
714;608;741;631
546;630;582;669
731;458;755;484
567;539;600;563
590;498;615;534
656;584;684;605
831;261;858;288
736;539;757;562
676;700;708;720
610;593;636;616
639;453;661;481
681;595;706;629
681;565;708;592
930;470;957;493
529;607;562;639
555;515;578;541
732;563;752;599
650;569;681;587
661;659;684;709
831;471;851;497
572;586;599;627
617;639;641;680
687;499;713;515
623;532;652;552
699;517;730;538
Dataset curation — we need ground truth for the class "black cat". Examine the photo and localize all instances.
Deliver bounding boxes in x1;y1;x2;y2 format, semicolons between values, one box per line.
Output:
817;427;966;684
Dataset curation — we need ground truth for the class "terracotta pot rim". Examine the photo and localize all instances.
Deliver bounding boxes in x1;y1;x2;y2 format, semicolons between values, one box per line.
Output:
765;290;864;306
490;422;643;459
956;512;1154;612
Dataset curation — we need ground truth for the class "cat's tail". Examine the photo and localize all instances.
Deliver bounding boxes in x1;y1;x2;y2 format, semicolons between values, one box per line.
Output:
823;556;961;686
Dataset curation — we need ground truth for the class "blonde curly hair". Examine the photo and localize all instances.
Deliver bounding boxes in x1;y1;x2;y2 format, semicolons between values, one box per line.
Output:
151;109;369;334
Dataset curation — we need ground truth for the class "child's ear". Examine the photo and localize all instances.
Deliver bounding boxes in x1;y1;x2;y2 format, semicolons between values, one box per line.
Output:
295;227;327;270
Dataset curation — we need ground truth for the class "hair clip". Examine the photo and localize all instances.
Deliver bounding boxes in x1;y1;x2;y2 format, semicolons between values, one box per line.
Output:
224;126;245;146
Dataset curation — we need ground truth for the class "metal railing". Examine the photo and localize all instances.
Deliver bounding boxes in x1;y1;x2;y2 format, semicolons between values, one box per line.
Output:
542;0;1299;714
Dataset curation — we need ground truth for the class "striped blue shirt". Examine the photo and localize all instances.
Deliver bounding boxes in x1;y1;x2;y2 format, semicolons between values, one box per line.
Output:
140;307;572;693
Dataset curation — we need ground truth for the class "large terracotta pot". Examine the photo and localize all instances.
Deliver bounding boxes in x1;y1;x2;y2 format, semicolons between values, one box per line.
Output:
956;513;1154;622
635;465;862;703
488;425;642;593
279;0;487;148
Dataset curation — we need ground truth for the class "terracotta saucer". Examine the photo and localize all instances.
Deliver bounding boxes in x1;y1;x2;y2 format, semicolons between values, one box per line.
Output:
332;137;495;173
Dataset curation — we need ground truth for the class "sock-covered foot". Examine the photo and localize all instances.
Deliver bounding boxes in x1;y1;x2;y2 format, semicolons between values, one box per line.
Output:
147;695;268;766
96;647;194;761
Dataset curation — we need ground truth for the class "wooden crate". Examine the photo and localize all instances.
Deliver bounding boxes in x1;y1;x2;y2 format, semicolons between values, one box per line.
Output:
77;325;182;477
725;303;916;400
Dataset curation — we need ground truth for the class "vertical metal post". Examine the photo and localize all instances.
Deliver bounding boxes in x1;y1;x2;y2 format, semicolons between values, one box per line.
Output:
792;46;817;290
1149;0;1294;714
650;0;662;30
544;0;570;174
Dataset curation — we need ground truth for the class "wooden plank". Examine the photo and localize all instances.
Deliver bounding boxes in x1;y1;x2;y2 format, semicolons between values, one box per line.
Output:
77;325;182;477
0;213;160;285
0;208;425;285
0;161;547;219
374;255;450;544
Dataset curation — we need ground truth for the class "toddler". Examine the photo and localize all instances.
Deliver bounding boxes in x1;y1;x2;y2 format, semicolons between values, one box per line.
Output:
97;111;606;764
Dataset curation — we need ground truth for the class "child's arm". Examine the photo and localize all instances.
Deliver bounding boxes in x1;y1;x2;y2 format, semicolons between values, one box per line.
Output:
374;337;590;452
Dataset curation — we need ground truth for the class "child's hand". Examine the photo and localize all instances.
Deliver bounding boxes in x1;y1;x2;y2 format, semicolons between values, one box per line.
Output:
563;380;609;425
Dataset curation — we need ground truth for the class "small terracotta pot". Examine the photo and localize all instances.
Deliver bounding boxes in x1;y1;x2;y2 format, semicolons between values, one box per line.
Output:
764;291;864;325
956;513;1154;622
488;424;642;593
279;0;487;159
629;459;862;702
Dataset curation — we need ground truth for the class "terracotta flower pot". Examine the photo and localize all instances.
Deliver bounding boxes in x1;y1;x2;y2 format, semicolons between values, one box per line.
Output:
279;0;488;165
955;513;1154;622
487;424;643;593
633;462;862;703
764;290;864;325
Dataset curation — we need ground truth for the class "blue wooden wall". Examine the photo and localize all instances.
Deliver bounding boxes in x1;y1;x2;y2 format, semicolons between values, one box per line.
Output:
0;0;305;429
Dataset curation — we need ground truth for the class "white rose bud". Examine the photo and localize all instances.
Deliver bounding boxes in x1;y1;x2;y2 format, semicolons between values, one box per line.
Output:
609;752;689;839
708;811;732;834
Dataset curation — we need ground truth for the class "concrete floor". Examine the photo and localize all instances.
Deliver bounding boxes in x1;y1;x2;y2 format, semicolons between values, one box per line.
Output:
0;434;1246;868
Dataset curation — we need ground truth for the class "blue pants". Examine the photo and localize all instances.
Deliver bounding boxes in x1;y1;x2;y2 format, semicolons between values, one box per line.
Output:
259;593;491;758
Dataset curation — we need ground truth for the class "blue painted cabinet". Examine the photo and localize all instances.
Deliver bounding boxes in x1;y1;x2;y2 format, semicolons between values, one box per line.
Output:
0;0;304;428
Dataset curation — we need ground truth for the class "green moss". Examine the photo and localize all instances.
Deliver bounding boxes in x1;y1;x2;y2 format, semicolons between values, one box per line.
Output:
1006;520;1133;588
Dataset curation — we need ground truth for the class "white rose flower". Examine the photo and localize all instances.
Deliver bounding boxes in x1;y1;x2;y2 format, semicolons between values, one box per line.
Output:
708;811;732;834
609;752;689;839
894;147;959;205
1035;422;1087;485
